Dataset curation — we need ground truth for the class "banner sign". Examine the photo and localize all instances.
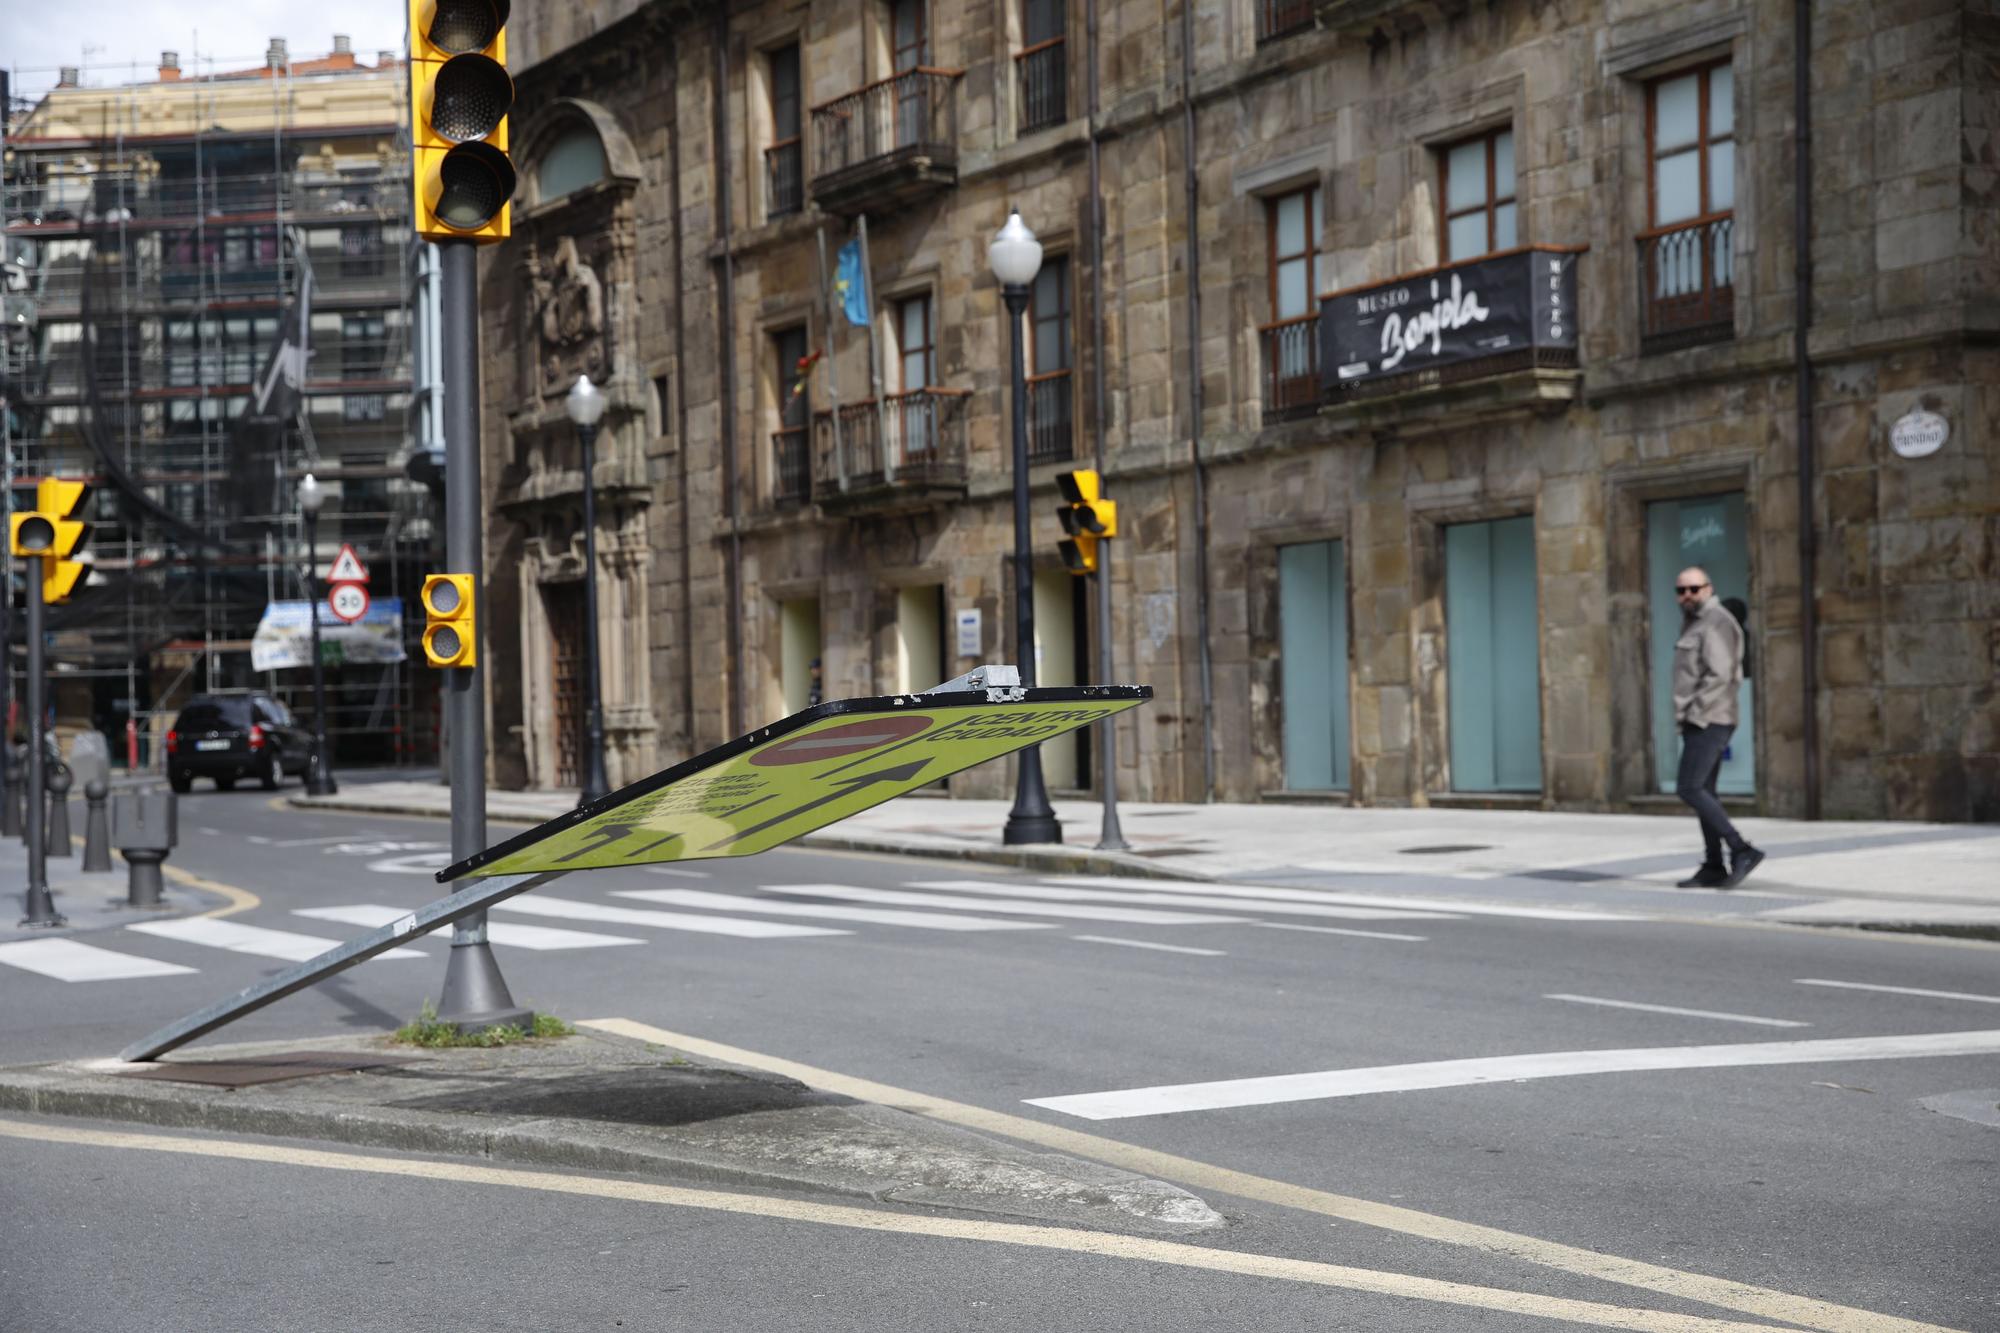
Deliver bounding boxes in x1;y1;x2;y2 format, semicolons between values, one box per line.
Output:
250;597;407;671
441;686;1152;879
1320;247;1578;388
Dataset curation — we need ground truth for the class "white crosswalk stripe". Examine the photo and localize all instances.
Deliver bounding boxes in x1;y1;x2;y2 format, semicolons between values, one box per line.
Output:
1036;877;1634;922
295;905;645;952
905;879;1456;922
0;938;197;982
613;887;1050;932
129;918;427;961
490;894;851;939
623;883;1251;926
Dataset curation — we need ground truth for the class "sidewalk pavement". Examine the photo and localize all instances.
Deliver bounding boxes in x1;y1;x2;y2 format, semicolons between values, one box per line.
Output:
0;1026;1221;1234
293;781;2000;934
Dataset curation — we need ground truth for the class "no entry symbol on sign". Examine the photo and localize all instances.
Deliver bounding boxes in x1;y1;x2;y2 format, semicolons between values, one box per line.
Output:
750;715;933;767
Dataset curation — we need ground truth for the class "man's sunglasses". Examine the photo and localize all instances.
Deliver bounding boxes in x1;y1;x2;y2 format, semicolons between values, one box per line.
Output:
1675;583;1709;595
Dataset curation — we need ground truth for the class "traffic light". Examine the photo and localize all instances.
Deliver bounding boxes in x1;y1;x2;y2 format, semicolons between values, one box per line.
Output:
1055;469;1117;575
421;573;477;668
410;0;515;241
9;478;93;603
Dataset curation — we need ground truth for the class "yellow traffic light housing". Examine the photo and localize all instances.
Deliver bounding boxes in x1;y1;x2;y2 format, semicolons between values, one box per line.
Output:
421;573;478;668
12;478;94;603
410;0;515;241
1055;469;1117;576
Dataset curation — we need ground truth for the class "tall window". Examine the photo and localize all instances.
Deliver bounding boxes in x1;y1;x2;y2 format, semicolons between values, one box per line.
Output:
1017;0;1067;133
896;293;937;460
1640;61;1734;348
537;126;606;203
1262;185;1321;413
892;0;930;148
1026;256;1072;461
772;325;811;503
766;44;803;218
1440;128;1516;261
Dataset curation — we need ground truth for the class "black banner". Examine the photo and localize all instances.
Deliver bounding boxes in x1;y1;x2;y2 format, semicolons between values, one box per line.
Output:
1320;247;1577;388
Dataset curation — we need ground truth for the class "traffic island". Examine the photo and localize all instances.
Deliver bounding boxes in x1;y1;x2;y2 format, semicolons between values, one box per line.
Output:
0;1025;1221;1236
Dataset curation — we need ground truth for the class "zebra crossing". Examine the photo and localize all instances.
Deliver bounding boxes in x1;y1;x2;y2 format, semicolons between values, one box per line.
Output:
0;872;1618;985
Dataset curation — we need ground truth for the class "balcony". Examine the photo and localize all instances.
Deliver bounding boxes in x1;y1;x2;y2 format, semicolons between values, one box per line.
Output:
1026;372;1074;462
1016;38;1067;134
765;138;804;219
1258;0;1317;42
809;68;961;216
812;387;971;512
1637;214;1733;354
1319;244;1583;427
772;426;811;506
1259;314;1320;420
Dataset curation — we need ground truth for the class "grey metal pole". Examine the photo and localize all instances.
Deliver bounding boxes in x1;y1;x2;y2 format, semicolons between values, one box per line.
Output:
1002;283;1059;845
20;569;60;926
434;238;530;1031
576;420;610;806
303;510;337;795
1086;0;1126;852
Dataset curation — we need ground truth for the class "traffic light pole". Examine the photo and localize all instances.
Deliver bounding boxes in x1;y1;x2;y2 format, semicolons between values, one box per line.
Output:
20;568;60;927
434;238;530;1032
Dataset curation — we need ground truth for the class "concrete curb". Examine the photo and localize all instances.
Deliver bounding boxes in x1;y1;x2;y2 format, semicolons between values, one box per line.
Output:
286;793;1215;883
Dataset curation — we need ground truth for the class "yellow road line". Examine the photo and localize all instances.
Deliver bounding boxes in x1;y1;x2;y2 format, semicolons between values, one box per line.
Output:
581;1018;1959;1333
0;1115;1816;1333
161;865;259;919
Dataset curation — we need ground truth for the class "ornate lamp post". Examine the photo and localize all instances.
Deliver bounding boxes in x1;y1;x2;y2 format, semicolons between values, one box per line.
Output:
988;211;1060;845
296;472;337;796
565;373;612;806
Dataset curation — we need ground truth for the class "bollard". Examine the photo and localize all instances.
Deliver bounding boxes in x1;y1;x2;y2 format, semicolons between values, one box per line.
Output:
112;790;178;909
45;763;73;857
81;778;113;873
2;745;22;840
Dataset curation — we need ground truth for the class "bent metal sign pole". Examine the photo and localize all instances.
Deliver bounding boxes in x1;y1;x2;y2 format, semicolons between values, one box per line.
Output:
122;672;1149;1063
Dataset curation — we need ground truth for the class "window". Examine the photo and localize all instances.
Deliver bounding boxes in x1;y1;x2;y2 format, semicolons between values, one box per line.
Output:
1257;0;1315;43
766;44;803;218
1026;256;1072;461
892;1;931;149
652;372;673;436
1017;0;1067;133
1441;128;1516;261
537;126;607;203
896;294;934;390
772;326;812;503
1261;185;1321;415
1639;61;1734;349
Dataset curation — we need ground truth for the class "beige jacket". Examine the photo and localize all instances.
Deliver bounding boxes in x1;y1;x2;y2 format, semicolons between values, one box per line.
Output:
1673;595;1743;727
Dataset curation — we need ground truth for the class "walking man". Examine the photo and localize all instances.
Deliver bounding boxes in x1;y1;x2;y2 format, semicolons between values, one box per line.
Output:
1672;567;1763;888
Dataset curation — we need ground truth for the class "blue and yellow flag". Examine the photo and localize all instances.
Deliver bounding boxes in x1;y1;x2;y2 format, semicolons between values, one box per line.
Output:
834;237;871;327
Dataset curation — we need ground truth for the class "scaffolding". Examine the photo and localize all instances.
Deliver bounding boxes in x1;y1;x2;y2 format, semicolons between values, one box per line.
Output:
0;41;439;770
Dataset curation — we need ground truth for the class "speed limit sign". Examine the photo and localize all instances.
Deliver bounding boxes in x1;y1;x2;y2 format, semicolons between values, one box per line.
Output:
328;581;370;623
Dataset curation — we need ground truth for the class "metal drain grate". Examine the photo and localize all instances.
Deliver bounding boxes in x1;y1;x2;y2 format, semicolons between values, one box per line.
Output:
1397;844;1492;855
116;1051;420;1089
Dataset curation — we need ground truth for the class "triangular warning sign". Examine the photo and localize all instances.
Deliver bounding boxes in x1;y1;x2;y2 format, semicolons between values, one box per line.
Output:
327;544;369;584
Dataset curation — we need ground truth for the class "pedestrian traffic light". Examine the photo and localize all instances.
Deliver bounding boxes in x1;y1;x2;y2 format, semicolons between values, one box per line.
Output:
421;573;478;668
410;0;515;241
1055;469;1116;576
9;478;93;603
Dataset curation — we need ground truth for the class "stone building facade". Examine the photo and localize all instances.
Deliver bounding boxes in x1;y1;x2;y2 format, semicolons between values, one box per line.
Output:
477;0;1997;821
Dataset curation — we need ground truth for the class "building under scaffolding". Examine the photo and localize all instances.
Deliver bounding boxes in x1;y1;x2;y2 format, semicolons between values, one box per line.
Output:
1;37;439;770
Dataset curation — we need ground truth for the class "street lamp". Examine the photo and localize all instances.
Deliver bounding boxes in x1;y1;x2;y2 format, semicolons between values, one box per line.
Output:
565;373;612;806
989;211;1060;844
296;472;337;796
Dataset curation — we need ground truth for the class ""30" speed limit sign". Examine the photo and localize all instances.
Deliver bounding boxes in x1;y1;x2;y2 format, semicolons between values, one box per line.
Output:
327;581;370;623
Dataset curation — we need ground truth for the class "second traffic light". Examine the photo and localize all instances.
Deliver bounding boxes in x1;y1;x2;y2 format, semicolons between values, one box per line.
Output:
421;573;477;668
410;0;516;241
1055;469;1117;576
9;478;94;604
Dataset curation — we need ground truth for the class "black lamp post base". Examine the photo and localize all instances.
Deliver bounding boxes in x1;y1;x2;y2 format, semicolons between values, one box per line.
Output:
304;750;338;797
1003;812;1064;845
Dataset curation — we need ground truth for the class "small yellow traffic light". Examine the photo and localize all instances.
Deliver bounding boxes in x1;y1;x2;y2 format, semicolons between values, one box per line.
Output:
12;478;93;603
410;0;516;241
1055;469;1117;576
421;573;478;668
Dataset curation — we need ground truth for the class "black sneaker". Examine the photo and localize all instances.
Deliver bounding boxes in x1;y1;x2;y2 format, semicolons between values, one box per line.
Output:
1677;864;1728;888
1722;845;1765;889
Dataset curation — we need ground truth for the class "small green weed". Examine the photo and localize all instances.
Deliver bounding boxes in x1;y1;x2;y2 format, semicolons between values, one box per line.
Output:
392;1002;574;1048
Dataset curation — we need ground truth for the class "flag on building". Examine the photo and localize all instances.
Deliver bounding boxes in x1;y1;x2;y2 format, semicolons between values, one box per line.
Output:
834;237;870;327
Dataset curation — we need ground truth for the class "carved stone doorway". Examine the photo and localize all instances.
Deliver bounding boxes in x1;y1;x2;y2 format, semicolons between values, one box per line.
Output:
545;586;585;789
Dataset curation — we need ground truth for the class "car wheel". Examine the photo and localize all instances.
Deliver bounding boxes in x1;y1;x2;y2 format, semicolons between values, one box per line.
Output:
215;776;236;792
260;751;282;791
169;771;192;794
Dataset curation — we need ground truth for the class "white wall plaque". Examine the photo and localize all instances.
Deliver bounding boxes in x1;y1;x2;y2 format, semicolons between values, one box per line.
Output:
1889;409;1948;460
954;608;982;658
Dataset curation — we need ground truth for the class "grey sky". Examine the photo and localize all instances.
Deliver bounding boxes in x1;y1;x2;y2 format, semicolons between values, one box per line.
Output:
7;0;404;100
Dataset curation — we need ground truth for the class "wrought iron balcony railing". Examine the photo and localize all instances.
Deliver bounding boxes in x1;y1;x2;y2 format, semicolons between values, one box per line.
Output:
809;68;961;215
1257;0;1317;41
813;387;971;508
1637;213;1733;354
772;426;811;505
765;138;803;219
1027;371;1074;462
1016;38;1067;133
1259;314;1320;419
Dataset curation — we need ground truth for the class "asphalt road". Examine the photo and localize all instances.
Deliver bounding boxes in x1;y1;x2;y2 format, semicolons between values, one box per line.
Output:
2;773;1996;1331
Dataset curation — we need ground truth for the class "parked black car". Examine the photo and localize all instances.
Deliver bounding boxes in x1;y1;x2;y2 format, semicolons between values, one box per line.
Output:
166;694;311;793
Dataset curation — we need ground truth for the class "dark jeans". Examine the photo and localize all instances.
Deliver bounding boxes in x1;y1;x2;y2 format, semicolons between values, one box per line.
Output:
1677;722;1746;866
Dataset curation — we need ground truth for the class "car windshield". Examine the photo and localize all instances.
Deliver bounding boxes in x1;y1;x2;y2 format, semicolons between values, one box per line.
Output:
177;700;250;731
